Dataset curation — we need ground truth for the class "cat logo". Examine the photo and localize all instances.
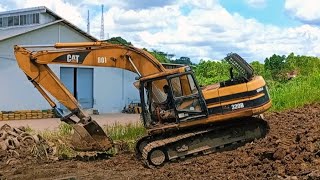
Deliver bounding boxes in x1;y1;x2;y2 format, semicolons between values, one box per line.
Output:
67;54;80;63
53;52;89;64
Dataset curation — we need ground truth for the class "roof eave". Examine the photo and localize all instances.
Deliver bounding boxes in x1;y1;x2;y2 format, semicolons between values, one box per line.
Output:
0;6;98;42
44;8;97;41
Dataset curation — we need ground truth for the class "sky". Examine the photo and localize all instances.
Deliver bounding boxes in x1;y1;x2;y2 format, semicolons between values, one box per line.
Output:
1;0;320;63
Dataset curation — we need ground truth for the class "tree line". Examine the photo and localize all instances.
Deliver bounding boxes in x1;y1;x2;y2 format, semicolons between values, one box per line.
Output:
105;37;320;85
105;37;195;65
194;53;320;86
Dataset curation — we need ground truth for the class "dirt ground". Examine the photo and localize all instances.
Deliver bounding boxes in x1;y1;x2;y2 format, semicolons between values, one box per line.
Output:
0;104;319;180
0;113;140;131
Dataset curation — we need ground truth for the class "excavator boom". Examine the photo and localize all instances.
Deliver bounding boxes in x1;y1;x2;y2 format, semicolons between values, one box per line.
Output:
13;42;168;151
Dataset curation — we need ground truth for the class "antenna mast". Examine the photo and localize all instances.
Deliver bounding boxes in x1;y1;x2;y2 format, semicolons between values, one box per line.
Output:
100;4;105;40
87;10;90;34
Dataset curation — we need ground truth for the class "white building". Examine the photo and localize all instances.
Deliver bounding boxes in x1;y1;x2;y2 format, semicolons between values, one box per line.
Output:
0;6;139;114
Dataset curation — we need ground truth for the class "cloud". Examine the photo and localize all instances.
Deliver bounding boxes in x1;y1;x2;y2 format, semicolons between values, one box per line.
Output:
89;5;181;41
244;0;267;8
28;0;86;29
122;0;174;9
1;0;320;63
285;0;320;25
0;1;15;12
88;0;320;63
82;0;174;10
0;4;7;11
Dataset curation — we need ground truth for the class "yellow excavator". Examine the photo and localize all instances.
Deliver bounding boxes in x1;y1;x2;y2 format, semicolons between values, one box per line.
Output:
14;42;271;166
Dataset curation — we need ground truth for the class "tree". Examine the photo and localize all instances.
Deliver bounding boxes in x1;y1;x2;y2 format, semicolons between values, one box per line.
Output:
264;54;286;81
250;61;264;76
285;53;320;76
147;49;171;63
105;37;196;65
194;60;230;86
105;37;132;45
170;57;194;65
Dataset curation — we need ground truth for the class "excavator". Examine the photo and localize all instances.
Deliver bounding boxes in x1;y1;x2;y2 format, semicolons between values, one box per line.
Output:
13;42;271;167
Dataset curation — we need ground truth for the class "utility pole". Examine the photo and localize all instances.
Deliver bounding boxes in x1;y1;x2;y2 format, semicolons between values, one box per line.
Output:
100;4;104;40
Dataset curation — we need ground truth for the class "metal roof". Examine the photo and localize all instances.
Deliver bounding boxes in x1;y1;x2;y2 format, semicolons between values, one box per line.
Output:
0;6;47;16
0;20;61;41
0;6;98;41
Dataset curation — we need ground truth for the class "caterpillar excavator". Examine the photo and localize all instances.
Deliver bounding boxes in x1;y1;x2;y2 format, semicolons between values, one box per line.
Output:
13;42;271;167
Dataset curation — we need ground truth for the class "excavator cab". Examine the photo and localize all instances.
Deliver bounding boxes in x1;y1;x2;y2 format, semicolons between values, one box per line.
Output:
139;68;208;128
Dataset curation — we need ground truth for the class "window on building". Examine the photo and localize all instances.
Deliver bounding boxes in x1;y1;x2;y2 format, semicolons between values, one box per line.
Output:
1;13;40;28
14;16;19;26
2;17;8;27
26;14;31;24
8;16;13;26
35;13;39;23
32;13;39;24
20;15;26;25
32;14;36;23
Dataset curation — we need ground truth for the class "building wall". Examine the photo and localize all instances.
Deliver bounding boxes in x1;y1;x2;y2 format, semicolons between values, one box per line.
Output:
0;23;139;113
0;24;58;111
94;68;139;113
40;13;56;24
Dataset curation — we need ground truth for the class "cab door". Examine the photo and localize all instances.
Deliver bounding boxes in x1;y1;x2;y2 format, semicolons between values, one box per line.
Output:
168;72;208;122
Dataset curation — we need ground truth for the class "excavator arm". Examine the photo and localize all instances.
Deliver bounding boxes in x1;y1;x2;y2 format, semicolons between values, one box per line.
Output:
13;42;167;151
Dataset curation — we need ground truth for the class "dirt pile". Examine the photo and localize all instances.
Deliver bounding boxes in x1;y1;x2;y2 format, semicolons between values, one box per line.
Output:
212;106;320;179
0;124;55;165
237;107;320;179
152;103;320;180
0;104;319;180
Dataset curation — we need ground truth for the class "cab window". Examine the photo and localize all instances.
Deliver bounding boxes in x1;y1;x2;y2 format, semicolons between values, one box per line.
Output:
171;74;198;97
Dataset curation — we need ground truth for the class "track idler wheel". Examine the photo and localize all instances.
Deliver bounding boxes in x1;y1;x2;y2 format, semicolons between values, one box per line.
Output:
147;148;167;167
135;136;151;159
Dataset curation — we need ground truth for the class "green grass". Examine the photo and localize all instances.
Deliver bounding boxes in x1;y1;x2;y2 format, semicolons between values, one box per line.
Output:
40;123;76;158
268;73;320;111
37;122;146;158
104;122;146;141
58;122;73;136
104;122;146;150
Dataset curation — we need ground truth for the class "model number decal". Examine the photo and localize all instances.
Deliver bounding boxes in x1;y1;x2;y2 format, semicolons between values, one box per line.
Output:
231;103;244;110
97;57;107;63
256;87;264;93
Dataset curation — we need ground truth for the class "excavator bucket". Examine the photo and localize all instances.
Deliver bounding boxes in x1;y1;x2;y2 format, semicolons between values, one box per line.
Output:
70;120;113;151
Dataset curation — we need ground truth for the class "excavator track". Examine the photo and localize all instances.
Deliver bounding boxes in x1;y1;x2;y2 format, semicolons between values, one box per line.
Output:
136;117;269;167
